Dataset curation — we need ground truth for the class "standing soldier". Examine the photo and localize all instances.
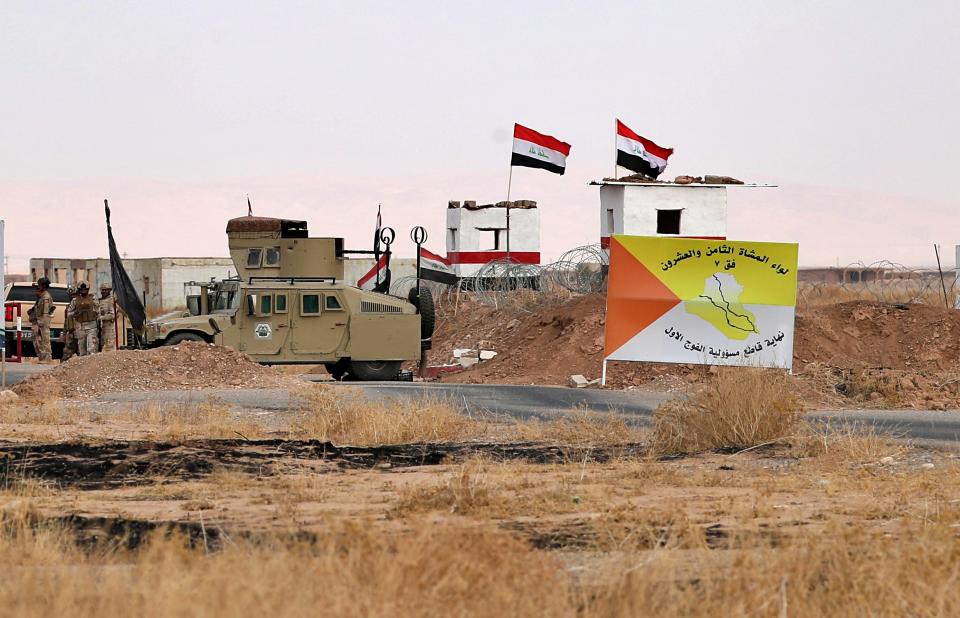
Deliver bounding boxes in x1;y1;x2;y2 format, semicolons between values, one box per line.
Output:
31;277;54;363
61;285;79;361
98;282;117;352
73;282;99;356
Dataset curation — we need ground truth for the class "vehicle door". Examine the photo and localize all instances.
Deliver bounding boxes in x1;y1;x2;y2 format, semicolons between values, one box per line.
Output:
237;289;291;356
289;291;348;355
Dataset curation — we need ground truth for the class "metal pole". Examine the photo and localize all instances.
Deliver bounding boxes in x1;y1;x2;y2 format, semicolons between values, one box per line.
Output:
505;204;511;261
613;118;618;180
601;359;607;387
506;164;513;202
935;244;950;309
2;348;6;389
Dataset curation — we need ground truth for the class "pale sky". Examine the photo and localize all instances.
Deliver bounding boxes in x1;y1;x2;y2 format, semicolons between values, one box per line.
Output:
2;1;958;273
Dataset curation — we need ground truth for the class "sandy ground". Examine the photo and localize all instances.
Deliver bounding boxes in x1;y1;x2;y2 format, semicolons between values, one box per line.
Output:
5;434;957;551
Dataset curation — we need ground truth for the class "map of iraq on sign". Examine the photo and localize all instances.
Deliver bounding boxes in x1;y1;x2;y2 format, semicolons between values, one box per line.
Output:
604;235;799;369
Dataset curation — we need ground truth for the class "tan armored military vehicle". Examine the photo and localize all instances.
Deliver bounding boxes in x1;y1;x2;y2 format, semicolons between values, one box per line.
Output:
141;216;434;381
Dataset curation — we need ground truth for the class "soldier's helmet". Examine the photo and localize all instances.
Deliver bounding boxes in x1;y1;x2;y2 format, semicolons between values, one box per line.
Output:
100;282;112;291
77;281;89;290
36;277;51;287
67;285;77;295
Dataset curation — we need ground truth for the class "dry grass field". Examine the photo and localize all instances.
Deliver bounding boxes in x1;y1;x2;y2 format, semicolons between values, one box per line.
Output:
1;374;959;616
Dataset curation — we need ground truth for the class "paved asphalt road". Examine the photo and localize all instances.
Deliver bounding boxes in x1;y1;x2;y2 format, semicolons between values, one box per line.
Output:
6;364;959;445
89;381;960;446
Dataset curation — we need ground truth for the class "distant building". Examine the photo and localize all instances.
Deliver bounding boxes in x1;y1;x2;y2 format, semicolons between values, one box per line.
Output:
445;200;540;278
798;266;951;285
29;257;235;310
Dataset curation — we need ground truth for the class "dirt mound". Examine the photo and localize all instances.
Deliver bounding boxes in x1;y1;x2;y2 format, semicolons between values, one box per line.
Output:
431;296;960;407
431;295;694;387
13;342;298;400
794;301;960;371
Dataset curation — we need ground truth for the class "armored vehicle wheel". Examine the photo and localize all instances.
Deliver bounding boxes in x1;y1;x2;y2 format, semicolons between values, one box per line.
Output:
407;287;435;339
164;332;207;345
324;359;349;381
349;360;402;381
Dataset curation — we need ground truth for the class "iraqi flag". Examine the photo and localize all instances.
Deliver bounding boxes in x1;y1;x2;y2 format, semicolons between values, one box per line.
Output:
616;120;674;179
511;123;571;175
419;248;458;285
358;255;390;292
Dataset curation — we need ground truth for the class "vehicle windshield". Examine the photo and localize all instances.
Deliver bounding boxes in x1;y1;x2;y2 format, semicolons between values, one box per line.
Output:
212;285;240;313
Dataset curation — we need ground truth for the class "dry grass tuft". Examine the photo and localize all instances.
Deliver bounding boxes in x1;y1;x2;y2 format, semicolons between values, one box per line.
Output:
793;420;908;463
514;407;645;447
395;456;493;515
291;385;482;445
652;368;803;455
0;510;571;617
125;398;266;441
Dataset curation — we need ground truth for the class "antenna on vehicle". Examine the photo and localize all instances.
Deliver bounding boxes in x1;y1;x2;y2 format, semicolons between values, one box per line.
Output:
246;195;253;217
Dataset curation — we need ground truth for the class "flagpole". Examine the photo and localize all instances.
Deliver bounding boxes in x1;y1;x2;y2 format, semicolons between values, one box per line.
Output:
506;156;513;261
613;118;618;180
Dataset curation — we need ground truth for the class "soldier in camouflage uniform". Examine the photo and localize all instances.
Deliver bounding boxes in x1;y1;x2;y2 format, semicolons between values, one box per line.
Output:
61;286;79;361
30;277;54;362
73;282;99;356
98;282;116;352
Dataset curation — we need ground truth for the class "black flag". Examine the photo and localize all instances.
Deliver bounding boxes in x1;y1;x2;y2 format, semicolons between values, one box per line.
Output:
372;205;390;293
373;204;382;264
104;200;146;333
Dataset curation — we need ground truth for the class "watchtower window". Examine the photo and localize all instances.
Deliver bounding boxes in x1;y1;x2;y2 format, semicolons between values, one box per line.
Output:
275;294;287;313
246;248;263;268
264;247;281;267
259;294;273;315
656;209;682;235
476;228;503;250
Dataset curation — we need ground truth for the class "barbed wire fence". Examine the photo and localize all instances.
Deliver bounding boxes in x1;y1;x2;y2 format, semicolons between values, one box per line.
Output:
471;245;609;312
393;252;960;314
796;260;959;307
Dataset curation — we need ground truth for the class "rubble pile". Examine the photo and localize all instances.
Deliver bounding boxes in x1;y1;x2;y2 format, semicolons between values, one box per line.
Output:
597;174;745;185
14;342;299;400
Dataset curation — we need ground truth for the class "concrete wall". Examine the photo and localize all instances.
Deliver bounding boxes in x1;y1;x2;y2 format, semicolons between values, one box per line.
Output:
30;257;237;311
599;184;727;248
158;258;236;309
445;205;540;277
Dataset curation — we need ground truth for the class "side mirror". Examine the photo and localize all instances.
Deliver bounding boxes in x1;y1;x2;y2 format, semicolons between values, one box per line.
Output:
208;317;222;335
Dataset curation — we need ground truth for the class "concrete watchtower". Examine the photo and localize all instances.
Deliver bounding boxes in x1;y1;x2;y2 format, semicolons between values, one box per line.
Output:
597;182;729;249
445;200;541;278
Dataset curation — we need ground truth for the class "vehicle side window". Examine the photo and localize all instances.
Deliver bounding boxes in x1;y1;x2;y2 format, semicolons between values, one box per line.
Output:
6;286;36;302
246;294;257;316
301;294;320;316
50;288;71;303
247;248;263;268
260;294;272;315
325;295;342;311
264;247;281;267
275;294;287;313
